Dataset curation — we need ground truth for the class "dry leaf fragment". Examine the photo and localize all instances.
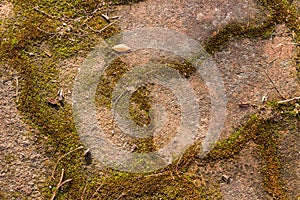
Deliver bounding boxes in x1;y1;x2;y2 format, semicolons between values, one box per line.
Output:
112;44;131;53
46;89;65;107
57;88;64;102
239;102;251;108
43;49;52;57
46;97;58;105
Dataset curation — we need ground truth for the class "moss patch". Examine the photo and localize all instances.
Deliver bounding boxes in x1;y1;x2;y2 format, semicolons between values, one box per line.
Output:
202;114;289;199
0;0;120;199
0;0;299;199
85;169;222;200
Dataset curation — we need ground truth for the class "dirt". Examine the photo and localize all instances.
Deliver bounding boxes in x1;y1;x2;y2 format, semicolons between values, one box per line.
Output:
194;141;266;199
0;2;49;200
0;0;299;199
110;0;300;199
278;121;300;199
0;66;49;199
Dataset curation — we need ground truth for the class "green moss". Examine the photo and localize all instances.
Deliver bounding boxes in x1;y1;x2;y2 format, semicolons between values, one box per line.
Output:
129;85;152;126
192;112;290;199
130;136;157;153
204;18;276;54
205;0;300;56
257;0;300;78
0;0;123;199
4;154;16;163
1;0;299;199
201;2;300;196
95;59;196;124
95;59;197;155
95;58;129;108
254;121;287;199
108;0;145;5
204;115;259;161
165;60;197;78
0;190;7;200
90;171;222;199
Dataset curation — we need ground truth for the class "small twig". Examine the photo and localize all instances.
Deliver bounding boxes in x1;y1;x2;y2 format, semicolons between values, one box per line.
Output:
74;15;85;22
174;153;185;177
33;6;56;19
51;169;72;200
278;96;300;104
176;153;184;168
264;69;286;100
37;26;60;40
15;77;19;103
37;27;56;35
101;14;120;22
89;183;103;200
43;49;53;57
90;7;101;15
101;13;110;22
51;146;84;179
117;192;126;200
144;172;165;178
88;20;117;33
81;180;89;200
275;42;298;47
80;7;105;26
109;15;121;20
170;170;175;180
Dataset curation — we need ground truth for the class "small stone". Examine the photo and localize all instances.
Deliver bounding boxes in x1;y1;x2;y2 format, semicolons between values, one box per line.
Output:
112;44;132;53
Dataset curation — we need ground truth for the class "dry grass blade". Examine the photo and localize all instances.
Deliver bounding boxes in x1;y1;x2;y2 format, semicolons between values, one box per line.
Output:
264;69;286;100
278;96;300;104
88;20;118;33
51;146;84;179
89;183;103;200
81;180;89;200
33;6;56;19
51;168;73;200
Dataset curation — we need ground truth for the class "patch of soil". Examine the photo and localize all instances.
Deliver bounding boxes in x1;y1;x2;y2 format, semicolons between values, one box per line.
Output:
1;3;51;200
192;141;266;200
2;0;300;199
0;66;49;200
278;120;300;199
214;24;299;139
0;1;14;32
57;0;299;198
115;0;268;43
101;0;298;198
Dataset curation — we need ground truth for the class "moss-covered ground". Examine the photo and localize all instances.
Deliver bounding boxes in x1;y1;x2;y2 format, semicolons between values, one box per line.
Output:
0;0;299;199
